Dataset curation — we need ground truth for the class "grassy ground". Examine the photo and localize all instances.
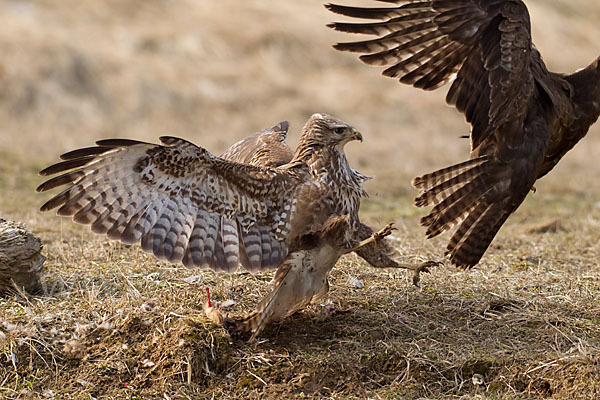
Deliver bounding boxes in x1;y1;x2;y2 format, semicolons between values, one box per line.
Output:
1;0;600;399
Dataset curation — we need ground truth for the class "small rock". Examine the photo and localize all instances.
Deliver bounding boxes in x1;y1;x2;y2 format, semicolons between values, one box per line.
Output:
141;359;155;368
472;373;485;386
220;299;236;309
348;276;363;289
182;275;202;283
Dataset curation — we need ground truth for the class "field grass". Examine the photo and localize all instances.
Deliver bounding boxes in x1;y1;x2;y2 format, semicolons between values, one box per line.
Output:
1;0;600;398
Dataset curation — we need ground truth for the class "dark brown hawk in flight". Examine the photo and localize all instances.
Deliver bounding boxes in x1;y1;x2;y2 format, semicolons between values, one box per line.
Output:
327;0;600;268
38;114;432;340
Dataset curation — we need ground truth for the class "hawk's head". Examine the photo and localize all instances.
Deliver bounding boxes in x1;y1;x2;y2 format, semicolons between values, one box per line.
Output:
302;113;362;148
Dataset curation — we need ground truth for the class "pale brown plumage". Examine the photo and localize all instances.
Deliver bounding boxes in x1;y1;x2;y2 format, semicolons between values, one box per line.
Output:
40;113;425;340
223;216;397;341
37;114;359;273
328;0;600;268
219;121;293;168
219;119;427;279
216;118;434;339
38;135;327;273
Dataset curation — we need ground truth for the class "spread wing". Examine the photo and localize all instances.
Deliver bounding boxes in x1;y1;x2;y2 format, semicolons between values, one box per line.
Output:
37;137;331;273
328;0;536;149
217;122;294;273
219;121;293;167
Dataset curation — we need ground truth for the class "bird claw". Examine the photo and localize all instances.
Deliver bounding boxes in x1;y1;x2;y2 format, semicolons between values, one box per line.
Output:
412;260;442;286
373;222;396;241
417;260;443;275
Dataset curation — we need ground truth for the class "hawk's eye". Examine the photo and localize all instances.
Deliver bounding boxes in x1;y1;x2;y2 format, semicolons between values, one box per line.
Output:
333;127;345;135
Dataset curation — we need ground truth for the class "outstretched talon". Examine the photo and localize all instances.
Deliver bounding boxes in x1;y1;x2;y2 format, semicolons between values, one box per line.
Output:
411;260;443;286
350;222;396;252
373;222;396;241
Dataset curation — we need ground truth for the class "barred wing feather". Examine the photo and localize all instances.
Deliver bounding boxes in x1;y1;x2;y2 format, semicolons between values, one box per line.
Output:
38;136;328;272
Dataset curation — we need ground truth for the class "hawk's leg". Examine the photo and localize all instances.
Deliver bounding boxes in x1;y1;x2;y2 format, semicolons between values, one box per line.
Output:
395;260;442;286
353;222;442;286
348;222;396;252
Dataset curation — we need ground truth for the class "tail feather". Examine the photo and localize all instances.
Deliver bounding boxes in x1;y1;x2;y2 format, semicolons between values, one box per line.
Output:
412;156;488;190
414;160;489;207
423;200;479;238
414;157;512;268
446;201;492;253
225;264;290;341
446;203;508;268
420;175;492;236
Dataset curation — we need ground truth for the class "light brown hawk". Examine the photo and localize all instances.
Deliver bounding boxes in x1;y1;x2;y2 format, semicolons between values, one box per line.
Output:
328;0;600;268
220;120;431;280
215;119;434;339
38;114;431;340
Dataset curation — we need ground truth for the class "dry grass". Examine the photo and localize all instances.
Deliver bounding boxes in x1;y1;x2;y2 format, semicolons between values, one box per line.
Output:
1;0;600;399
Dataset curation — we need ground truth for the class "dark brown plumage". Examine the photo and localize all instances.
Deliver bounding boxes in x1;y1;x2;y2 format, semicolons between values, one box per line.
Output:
328;0;600;268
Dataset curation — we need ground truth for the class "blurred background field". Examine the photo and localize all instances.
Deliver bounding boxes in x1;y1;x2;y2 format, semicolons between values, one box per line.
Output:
1;0;599;398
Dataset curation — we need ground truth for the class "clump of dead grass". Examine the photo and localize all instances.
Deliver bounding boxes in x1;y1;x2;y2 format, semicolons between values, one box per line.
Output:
0;218;45;295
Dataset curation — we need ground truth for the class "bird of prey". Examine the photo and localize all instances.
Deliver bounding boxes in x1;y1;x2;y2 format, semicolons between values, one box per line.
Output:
327;0;600;268
220;120;431;283
37;113;432;340
215;119;434;339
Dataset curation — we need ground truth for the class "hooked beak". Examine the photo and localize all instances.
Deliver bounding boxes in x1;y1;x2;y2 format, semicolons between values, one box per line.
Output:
348;128;362;142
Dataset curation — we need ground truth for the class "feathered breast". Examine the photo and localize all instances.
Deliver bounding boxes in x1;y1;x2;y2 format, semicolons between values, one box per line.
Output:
307;148;369;223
